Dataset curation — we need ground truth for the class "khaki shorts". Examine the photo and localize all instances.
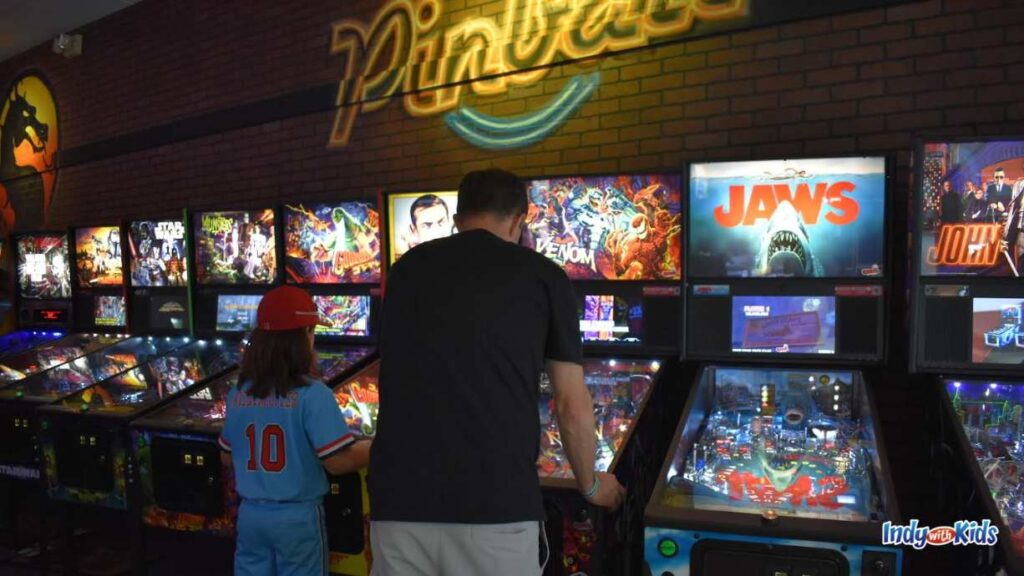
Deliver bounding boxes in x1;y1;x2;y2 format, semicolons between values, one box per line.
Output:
370;521;544;576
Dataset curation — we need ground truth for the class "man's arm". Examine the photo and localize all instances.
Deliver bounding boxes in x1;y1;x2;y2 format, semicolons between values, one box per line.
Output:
547;359;624;510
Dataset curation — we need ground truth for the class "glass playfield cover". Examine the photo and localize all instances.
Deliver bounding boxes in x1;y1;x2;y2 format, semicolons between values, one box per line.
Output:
657;366;888;522
56;340;239;415
538;357;659;479
946;380;1024;556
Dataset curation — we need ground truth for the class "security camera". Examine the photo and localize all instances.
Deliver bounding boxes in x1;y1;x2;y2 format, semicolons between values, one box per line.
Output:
52;33;83;58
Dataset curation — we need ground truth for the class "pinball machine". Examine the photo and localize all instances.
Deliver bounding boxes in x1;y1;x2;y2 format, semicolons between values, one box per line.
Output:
912;138;1024;575
518;173;686;576
129;199;381;547
315;189;459;575
645;157;902;576
1;231;124;389
0;217;197;486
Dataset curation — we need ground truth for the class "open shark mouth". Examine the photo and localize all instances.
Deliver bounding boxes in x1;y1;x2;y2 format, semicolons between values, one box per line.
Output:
757;200;821;277
767;229;808;272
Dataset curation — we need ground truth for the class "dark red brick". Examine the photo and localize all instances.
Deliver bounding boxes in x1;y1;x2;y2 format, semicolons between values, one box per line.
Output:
975;7;1024;27
731;127;779;145
886;1;942;22
684;66;730;86
887;110;944;130
684;100;730;118
832;115;885;135
859;95;914;115
806;100;859;120
755;141;806;157
779;17;831;39
860;59;914;79
708;114;754;131
915;51;975;73
780;87;831;107
914;89;976;109
685;35;730;54
805;30;859;52
833;45;885;66
946;67;1006;88
731;60;780;80
945;105;1006;125
753;107;804;127
945;30;1007;51
807;66;858;86
858;132;914;151
756;73;805;93
832;9;885;30
780;52;833;73
755;39;804;60
859;23;912;44
832;79;886;101
707;80;754;99
887;71;944;93
685;132;729;149
731;26;780;47
708;47;754;67
886;36;944;59
915;14;969;36
803;137;856;155
731;93;781;113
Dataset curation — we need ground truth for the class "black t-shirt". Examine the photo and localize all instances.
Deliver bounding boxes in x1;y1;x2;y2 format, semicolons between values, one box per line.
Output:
368;229;583;523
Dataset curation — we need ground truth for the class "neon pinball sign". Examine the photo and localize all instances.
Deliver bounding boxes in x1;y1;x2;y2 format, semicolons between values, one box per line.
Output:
328;0;748;151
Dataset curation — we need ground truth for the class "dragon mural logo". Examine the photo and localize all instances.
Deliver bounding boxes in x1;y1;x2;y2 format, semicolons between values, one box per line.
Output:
0;72;59;234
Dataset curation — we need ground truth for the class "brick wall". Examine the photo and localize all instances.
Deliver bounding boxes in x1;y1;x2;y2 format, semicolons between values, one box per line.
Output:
0;0;1018;226
2;0;1023;572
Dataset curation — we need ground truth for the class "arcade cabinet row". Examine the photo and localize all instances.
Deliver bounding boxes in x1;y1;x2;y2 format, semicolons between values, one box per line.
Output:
0;192;680;576
0;141;1016;576
911;139;1024;576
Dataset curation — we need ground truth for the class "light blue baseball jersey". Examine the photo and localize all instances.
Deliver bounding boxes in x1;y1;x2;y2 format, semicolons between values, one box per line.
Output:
219;379;353;502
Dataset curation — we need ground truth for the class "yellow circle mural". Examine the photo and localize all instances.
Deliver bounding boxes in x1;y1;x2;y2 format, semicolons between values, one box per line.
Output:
0;71;60;233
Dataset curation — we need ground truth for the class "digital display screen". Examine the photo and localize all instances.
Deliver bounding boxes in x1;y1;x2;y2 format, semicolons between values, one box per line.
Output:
31;308;68;325
689;158;886;278
973;298;1024;365
918;141;1024;277
387;192;458;264
74;226;124;286
731;296;836;354
215;295;261;332
194;209;277;284
149;295;188;331
128;220;188;287
284;202;381;284
578;295;642;344
523;174;682;280
94;295;126;327
16;234;71;299
314;295;371;337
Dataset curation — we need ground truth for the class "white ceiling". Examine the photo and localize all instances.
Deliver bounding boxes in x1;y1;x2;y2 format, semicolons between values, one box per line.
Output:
0;0;139;62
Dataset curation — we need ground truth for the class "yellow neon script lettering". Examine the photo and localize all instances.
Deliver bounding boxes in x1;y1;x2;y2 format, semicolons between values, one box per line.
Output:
329;0;748;147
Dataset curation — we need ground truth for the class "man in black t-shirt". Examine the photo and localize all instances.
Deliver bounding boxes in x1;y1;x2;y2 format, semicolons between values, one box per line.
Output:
369;169;625;576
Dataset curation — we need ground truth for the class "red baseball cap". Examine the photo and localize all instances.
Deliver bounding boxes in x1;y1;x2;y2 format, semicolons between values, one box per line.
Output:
256;286;329;331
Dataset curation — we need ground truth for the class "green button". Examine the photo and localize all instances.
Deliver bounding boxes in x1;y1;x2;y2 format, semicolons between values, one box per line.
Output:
80;403;89;412
658;537;678;558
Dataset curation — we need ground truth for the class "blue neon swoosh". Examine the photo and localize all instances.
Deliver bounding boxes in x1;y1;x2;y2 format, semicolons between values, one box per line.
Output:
444;72;600;151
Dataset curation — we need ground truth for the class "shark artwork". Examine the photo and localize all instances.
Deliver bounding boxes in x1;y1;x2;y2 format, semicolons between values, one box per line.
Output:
688;157;886;279
755;200;823;277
